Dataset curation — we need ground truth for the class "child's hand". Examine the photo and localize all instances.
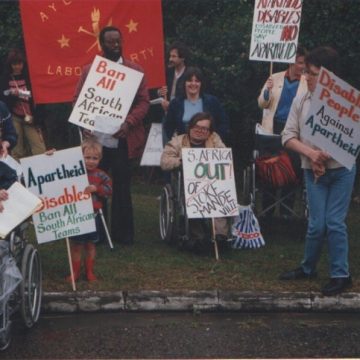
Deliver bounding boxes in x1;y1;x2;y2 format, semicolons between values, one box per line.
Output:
84;185;97;194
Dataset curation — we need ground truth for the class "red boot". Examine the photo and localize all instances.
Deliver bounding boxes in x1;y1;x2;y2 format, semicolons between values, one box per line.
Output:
85;257;97;281
65;260;81;282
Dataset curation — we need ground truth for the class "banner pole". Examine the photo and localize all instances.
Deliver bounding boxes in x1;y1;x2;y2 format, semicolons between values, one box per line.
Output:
212;218;219;261
270;61;273;76
66;238;76;291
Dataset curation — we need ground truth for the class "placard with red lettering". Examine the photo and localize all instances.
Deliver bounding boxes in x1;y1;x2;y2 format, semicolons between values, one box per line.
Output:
249;0;303;63
68;55;143;132
182;148;238;219
302;67;360;170
20;147;96;244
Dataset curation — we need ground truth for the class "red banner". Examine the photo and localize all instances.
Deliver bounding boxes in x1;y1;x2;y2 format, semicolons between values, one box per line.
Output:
20;0;165;104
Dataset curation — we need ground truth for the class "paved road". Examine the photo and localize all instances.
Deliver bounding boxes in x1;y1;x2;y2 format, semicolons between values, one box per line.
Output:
2;311;360;358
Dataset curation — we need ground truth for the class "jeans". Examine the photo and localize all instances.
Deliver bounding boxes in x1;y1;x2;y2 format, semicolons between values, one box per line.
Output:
301;166;356;278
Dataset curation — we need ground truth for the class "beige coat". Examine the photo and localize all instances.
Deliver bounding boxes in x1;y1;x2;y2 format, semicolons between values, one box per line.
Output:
258;71;307;134
160;132;225;171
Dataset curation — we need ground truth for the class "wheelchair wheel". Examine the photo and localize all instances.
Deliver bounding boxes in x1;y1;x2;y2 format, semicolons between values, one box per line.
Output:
243;164;255;206
20;244;42;328
0;320;12;351
159;184;175;243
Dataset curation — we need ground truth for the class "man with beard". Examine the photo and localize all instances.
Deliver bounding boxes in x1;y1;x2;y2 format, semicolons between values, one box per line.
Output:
74;26;149;245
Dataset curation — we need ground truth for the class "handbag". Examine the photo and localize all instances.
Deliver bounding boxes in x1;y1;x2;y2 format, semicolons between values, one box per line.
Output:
255;150;298;188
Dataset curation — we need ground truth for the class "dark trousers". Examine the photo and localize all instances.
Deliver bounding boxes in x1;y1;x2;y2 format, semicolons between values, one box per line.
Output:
100;139;134;244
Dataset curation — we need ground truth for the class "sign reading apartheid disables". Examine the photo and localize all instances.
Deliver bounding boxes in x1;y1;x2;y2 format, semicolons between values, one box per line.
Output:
182;148;238;219
68;55;143;132
20;147;96;244
249;0;303;63
140;123;163;166
302;67;360;170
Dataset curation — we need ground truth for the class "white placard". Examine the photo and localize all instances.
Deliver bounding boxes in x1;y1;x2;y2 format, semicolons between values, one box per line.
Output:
0;182;42;239
182;148;238;219
249;0;303;63
140;123;163;166
20;147;96;244
69;55;143;133
302;67;360;170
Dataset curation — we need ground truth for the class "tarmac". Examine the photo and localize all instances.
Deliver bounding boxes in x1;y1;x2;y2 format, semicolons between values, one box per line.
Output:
42;289;360;313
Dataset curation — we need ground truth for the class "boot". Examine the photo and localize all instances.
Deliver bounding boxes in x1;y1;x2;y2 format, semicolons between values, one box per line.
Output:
85;257;97;281
65;260;81;282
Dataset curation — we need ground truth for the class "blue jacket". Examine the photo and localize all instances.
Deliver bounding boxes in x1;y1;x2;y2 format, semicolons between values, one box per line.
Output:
0;101;17;149
164;93;229;142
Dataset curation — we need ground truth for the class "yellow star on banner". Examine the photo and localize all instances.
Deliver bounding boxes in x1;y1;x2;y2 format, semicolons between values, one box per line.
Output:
126;19;138;33
57;34;70;48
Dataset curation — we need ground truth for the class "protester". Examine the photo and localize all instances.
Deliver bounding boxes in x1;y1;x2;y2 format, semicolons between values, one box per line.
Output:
0;48;45;160
164;66;229;143
73;26;150;245
257;46;307;219
158;41;189;113
160;112;229;254
279;46;356;296
66;139;112;282
0;100;17;158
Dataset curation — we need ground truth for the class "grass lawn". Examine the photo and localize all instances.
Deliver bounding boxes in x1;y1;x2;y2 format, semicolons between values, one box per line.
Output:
36;177;360;293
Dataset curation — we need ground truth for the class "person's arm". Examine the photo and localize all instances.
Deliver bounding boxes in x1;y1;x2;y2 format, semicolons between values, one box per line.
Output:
95;171;113;198
282;95;330;165
160;137;182;171
258;76;274;109
0;104;17;152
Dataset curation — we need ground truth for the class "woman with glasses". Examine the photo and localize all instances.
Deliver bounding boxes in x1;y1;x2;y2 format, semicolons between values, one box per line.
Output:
279;47;356;296
161;112;229;254
163;67;229;144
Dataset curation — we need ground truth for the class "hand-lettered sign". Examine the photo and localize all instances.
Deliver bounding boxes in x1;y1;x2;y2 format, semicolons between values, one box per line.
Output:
140;123;163;166
69;55;143;133
249;0;303;63
20;147;96;244
181;148;238;219
302;67;360;170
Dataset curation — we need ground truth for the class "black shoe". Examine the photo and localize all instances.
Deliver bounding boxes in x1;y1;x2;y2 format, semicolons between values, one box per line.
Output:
279;267;317;280
321;277;352;296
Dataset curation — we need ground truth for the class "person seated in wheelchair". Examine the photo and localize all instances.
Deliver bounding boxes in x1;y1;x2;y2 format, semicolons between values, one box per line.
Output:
160;111;229;254
257;46;307;219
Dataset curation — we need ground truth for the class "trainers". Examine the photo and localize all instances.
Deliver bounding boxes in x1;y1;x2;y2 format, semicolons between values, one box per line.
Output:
321;277;352;296
279;267;317;280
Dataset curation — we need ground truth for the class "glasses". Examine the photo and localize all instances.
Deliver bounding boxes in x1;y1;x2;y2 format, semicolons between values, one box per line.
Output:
191;125;210;133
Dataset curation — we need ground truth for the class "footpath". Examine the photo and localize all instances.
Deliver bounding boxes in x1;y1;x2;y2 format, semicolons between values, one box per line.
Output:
42;290;360;313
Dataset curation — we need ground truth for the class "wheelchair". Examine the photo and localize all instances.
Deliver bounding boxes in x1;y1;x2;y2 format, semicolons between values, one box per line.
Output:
242;124;308;221
0;221;42;351
159;169;190;245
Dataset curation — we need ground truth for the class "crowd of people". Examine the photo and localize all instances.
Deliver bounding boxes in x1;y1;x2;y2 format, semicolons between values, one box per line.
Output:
0;25;358;296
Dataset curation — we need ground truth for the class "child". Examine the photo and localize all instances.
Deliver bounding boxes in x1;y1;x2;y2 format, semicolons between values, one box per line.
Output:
66;138;112;282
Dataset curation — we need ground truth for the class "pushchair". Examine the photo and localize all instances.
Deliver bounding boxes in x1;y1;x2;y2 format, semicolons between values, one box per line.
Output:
243;124;307;221
0;220;42;351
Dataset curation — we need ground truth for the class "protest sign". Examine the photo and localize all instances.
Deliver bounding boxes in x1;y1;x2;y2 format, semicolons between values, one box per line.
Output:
20;147;96;244
182;148;238;219
249;0;303;63
140;123;163;166
0;182;42;239
302;67;360;170
68;55;143;132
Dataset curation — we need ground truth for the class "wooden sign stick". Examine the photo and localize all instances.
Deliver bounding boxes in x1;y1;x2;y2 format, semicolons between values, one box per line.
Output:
66;238;76;291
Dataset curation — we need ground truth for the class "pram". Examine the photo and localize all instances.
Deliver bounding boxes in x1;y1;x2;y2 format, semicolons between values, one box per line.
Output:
0;220;42;351
243;124;307;220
